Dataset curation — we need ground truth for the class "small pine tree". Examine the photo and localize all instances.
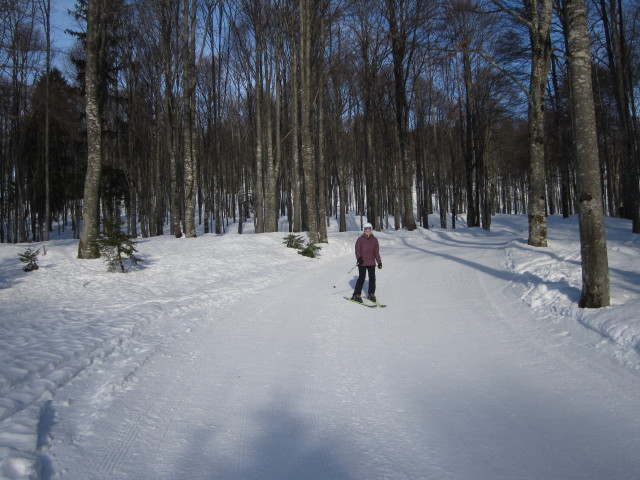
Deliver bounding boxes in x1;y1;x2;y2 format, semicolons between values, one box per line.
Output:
94;218;141;273
298;241;321;258
283;234;305;249
282;234;321;258
18;247;40;272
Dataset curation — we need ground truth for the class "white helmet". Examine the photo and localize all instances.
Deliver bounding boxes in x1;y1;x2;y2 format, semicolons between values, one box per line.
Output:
363;223;373;231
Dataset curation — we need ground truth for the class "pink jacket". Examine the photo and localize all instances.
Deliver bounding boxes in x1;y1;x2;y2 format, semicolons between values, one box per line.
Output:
355;234;382;266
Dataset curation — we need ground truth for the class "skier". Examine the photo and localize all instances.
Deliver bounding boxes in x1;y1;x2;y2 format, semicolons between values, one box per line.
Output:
351;223;382;303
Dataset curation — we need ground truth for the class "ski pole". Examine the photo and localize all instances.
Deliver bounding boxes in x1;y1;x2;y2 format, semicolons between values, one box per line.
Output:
333;264;358;288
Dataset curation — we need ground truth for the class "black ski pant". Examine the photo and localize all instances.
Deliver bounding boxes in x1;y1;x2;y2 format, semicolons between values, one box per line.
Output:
354;265;376;296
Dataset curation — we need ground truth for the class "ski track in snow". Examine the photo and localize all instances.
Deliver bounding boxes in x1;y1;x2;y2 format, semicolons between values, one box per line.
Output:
1;215;639;479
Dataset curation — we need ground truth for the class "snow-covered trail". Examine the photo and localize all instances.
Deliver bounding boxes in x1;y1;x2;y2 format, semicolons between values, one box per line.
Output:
47;227;640;480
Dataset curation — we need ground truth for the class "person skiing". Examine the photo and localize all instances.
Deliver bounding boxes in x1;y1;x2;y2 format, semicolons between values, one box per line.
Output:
351;222;382;303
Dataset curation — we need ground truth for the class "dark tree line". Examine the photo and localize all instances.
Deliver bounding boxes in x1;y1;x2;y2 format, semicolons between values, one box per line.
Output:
2;0;640;306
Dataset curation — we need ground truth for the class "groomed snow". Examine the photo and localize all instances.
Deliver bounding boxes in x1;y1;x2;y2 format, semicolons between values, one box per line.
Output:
0;214;639;480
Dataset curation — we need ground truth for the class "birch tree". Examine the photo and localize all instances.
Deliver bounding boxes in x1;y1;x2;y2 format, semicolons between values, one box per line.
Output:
182;0;197;237
78;0;103;258
562;0;611;307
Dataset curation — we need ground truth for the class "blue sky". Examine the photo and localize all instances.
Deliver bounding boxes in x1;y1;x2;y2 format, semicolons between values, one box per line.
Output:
51;0;80;58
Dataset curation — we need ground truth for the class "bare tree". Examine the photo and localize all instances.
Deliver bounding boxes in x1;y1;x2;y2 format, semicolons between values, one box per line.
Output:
159;0;183;238
316;1;330;243
5;0;640;252
525;0;552;247
350;0;387;230
300;0;320;242
78;0;103;258
288;6;303;233
595;0;640;232
383;0;422;231
37;0;51;241
2;0;44;243
182;0;198;237
263;0;281;233
491;0;553;246
562;0;611;307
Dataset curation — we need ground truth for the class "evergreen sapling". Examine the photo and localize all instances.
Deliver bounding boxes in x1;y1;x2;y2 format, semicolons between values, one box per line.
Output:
298;241;321;258
282;234;305;249
94;218;141;272
282;234;321;258
18;247;40;272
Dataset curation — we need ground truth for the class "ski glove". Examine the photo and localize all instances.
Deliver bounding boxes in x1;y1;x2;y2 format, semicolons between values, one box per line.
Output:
377;263;382;269
357;257;364;265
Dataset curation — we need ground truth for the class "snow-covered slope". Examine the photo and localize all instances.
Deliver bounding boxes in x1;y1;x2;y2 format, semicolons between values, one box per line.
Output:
0;214;638;479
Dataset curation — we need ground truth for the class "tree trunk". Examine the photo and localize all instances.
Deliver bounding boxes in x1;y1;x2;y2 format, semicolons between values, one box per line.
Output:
264;44;279;233
317;13;328;243
182;0;197;238
337;139;347;232
162;0;182;238
526;0;553;247
462;50;479;228
78;0;103;259
365;113;377;227
564;0;611;308
290;32;302;233
41;0;51;241
386;0;416;231
254;26;265;234
300;0;319;243
550;53;572;218
598;0;640;232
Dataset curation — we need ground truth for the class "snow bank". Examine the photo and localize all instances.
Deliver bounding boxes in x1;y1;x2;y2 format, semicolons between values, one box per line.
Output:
504;215;640;365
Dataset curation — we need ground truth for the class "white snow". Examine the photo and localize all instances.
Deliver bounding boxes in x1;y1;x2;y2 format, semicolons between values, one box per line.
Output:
0;213;639;480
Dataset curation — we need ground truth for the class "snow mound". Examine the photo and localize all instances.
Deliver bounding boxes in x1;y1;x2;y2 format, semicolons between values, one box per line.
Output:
505;215;640;364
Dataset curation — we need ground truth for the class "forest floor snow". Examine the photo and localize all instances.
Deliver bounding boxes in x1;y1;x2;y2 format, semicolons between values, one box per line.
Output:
0;213;639;479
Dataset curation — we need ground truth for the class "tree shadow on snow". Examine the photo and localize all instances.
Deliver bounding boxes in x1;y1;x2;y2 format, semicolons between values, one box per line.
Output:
37;400;57;480
416;371;640;479
399;234;582;304
0;257;23;289
610;266;640;295
169;398;356;480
